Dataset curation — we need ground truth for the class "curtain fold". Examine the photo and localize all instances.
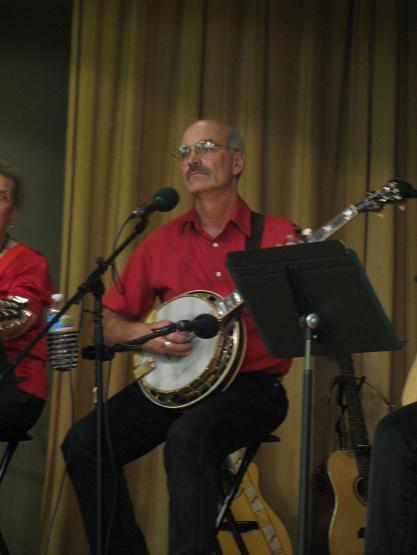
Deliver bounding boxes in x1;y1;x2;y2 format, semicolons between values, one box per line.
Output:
39;1;417;553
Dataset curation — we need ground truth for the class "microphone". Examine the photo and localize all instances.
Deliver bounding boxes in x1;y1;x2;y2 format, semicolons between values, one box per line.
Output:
129;187;180;219
176;313;220;339
116;313;221;350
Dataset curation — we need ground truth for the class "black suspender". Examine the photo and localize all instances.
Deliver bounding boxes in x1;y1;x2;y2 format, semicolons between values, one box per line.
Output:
245;211;265;250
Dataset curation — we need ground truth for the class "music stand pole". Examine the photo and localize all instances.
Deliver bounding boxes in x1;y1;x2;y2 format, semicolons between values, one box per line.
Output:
297;313;319;555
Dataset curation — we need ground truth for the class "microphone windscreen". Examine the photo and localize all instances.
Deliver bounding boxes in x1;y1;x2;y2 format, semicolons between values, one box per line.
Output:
153;188;180;212
194;314;220;339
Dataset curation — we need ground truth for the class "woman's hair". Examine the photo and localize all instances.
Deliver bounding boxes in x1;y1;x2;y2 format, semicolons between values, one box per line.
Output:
0;162;24;207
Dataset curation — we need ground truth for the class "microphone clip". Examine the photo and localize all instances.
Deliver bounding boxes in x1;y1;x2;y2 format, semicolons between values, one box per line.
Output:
128;203;147;220
81;344;115;361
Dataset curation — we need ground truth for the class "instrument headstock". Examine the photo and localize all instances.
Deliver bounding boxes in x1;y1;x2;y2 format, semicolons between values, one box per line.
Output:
356;178;417;213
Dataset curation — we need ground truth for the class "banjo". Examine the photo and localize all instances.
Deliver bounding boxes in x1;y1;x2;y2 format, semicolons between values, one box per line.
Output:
133;179;415;409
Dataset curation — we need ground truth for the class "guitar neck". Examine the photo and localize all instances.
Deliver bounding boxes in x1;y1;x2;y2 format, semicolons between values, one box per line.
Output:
220;182;409;320
306;205;359;243
218;204;363;319
304;179;410;244
338;354;370;479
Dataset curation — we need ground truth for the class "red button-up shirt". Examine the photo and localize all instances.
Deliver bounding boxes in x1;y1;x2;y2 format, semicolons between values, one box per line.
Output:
104;197;298;375
0;243;54;400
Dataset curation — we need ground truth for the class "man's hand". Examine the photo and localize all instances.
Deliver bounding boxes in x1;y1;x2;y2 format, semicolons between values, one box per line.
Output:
102;308;192;356
146;319;192;356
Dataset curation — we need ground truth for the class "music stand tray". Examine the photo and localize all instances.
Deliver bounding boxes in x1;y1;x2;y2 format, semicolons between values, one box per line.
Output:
227;240;403;358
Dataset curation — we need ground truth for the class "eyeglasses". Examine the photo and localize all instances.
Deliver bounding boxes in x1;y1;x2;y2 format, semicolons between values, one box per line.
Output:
173;139;237;162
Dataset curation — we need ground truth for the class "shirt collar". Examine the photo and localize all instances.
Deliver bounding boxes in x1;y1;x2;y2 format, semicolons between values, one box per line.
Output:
179;196;252;238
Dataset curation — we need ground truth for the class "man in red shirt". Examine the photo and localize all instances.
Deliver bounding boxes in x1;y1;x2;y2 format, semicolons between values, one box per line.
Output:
63;119;298;555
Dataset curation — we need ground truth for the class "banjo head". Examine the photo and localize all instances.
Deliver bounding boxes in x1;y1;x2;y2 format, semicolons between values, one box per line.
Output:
134;290;246;409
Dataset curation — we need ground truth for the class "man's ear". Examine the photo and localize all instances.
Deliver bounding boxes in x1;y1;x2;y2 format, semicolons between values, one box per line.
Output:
232;151;245;177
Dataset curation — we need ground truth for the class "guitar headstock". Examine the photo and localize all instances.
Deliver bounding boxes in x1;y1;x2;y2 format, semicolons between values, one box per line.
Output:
355;178;417;213
0;297;26;322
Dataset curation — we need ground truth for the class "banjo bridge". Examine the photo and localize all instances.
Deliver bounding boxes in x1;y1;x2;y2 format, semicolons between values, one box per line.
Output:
133;357;156;380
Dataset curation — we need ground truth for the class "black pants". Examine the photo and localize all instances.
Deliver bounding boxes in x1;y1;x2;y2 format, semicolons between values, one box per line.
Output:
0;393;45;432
365;402;417;555
62;371;288;555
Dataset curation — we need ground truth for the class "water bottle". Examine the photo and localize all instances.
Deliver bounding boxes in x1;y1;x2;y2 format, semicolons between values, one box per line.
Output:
47;293;79;371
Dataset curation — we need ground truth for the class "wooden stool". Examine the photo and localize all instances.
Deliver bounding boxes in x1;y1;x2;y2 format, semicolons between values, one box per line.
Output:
0;431;32;555
214;434;280;555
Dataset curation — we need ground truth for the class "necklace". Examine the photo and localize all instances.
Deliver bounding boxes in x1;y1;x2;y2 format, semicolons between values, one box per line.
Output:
0;232;10;254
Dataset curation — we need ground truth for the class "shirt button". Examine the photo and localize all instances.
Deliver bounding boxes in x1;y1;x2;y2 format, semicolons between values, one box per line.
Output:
212;242;219;248
215;271;222;277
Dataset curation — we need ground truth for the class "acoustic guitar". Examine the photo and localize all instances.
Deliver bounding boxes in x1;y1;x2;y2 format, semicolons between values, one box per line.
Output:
313;354;369;555
400;353;417;406
218;449;293;555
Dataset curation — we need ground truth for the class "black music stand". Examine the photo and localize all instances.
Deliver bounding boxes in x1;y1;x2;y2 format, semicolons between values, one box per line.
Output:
226;240;403;555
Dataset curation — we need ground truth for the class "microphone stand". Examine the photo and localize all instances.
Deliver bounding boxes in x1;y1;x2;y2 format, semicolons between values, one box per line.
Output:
3;213;153;555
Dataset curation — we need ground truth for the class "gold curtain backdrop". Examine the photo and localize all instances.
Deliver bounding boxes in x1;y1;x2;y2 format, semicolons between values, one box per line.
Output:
39;0;417;553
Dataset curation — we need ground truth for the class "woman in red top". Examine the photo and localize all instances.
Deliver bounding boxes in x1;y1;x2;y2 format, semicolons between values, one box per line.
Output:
0;163;53;432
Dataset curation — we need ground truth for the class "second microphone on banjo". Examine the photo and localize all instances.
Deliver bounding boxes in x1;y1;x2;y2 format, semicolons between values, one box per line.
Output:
174;313;220;339
151;313;220;340
117;313;221;351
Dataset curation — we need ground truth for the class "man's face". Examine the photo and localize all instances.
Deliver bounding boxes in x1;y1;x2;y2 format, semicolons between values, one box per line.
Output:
177;121;245;195
0;175;18;237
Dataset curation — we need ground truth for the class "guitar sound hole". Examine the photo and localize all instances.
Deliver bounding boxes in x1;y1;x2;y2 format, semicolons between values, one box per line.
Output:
358;527;366;539
355;477;368;504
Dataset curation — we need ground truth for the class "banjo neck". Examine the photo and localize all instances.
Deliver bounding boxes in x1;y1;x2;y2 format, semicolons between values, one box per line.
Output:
216;203;360;322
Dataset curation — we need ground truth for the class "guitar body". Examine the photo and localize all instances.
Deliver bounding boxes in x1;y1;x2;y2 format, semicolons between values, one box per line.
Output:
314;353;370;555
314;450;366;555
401;353;417;406
218;462;293;555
